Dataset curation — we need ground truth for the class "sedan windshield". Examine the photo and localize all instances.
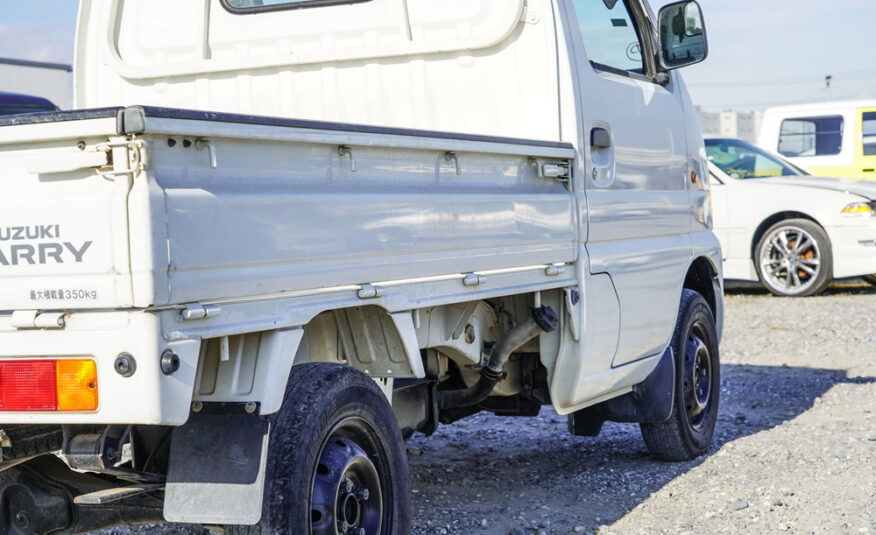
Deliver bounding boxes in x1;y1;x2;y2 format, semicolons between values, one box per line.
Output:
705;138;809;179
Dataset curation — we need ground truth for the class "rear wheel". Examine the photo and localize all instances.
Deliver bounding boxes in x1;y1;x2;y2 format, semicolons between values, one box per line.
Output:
641;289;720;461
755;218;832;297
226;363;410;535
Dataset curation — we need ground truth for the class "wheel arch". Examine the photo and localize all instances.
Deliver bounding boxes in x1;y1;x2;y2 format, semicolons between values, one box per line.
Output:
683;255;719;319
191;305;424;417
750;211;829;261
296;305;425;380
683;255;723;343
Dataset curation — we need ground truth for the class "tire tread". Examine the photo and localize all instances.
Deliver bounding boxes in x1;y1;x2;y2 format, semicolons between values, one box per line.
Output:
226;363;410;535
640;289;719;462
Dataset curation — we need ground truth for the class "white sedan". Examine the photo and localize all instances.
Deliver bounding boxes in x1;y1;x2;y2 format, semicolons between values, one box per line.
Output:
707;138;876;296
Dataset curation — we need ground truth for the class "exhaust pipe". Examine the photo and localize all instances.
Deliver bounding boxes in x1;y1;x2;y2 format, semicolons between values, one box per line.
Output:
437;305;558;409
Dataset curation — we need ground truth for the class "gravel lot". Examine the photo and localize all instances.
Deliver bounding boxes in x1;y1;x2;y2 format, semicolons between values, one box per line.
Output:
95;281;876;535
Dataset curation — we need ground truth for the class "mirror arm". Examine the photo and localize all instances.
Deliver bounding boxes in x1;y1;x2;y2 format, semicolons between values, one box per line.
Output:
655;72;671;86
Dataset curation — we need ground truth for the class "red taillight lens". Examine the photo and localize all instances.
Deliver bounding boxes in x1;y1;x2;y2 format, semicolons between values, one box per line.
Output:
0;359;98;412
0;360;57;411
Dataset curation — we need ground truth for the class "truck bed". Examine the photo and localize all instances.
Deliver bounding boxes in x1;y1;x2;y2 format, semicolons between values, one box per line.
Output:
0;105;577;310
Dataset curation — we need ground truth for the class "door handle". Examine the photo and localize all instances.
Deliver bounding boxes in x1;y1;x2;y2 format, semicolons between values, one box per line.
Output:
591;127;611;149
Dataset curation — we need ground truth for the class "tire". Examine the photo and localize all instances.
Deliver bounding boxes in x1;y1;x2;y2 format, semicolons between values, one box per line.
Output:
863;274;876;286
754;218;832;297
226;363;410;535
1;425;63;464
640;289;719;461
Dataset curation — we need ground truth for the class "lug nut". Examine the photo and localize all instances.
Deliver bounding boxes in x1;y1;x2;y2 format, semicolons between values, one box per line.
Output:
14;511;29;527
338;520;350;532
341;478;354;493
355;488;370;501
353;528;366;535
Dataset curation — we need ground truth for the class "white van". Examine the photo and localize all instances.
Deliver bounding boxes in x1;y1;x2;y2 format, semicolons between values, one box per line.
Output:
758;100;876;180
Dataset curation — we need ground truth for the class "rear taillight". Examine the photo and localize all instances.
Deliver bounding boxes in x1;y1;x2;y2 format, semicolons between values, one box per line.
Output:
0;361;56;410
0;359;98;412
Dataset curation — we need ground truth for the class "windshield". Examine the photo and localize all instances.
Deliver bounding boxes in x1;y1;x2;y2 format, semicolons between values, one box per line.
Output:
705;138;810;179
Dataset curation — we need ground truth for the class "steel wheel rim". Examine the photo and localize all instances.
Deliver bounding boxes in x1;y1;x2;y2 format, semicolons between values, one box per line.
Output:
310;418;384;535
683;323;712;431
760;226;822;295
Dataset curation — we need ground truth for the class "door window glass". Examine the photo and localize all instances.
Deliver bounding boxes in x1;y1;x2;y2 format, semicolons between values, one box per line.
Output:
572;0;645;74
862;112;876;156
777;116;843;157
222;0;370;13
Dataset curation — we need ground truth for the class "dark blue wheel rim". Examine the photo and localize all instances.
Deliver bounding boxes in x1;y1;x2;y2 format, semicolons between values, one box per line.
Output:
683;322;712;431
310;418;384;535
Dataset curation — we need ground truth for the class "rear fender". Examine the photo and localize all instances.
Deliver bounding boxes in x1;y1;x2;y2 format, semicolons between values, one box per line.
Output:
192;306;424;415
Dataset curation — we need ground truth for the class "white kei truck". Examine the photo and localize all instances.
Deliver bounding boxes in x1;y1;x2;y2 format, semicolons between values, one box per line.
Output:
0;1;722;533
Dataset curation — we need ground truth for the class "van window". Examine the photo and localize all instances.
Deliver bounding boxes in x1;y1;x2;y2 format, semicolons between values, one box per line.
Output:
862;112;876;156
222;0;370;13
572;0;645;74
777;116;843;157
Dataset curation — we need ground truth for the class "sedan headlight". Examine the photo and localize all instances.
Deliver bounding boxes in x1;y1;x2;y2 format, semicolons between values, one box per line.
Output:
840;202;874;216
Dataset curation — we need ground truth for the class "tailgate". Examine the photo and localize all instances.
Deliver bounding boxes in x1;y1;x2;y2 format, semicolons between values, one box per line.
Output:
0;111;135;310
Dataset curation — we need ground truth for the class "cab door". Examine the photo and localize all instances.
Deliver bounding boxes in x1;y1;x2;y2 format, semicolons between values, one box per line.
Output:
856;107;876;179
561;0;694;367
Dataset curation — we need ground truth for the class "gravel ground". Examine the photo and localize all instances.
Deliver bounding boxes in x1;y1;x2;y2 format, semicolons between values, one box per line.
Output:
94;281;876;535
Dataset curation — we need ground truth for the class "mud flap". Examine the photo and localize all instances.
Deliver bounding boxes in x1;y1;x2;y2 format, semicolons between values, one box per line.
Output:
569;347;675;436
163;403;269;525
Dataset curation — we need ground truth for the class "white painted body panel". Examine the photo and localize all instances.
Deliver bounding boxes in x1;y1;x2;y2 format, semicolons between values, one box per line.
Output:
0;121;133;310
709;162;876;281
75;0;562;142
0;311;200;425
151;126;576;305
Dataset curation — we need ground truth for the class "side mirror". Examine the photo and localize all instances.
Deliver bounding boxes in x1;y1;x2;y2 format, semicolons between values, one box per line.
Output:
657;1;708;71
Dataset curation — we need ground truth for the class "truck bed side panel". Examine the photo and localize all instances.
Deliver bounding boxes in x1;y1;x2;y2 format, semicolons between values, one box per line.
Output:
153;138;576;304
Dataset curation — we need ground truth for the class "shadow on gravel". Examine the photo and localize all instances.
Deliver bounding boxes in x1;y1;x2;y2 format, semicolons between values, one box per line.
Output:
407;364;876;534
90;364;875;534
724;279;876;296
712;364;875;448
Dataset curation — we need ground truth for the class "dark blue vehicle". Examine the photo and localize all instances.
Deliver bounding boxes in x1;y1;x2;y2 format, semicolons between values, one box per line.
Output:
0;91;57;116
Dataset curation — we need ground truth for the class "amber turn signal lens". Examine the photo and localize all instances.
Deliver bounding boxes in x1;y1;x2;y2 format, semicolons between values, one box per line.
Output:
56;360;98;411
840;202;872;215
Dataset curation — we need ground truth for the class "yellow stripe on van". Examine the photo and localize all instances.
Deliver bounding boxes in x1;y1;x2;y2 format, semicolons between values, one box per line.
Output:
855;107;876;180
